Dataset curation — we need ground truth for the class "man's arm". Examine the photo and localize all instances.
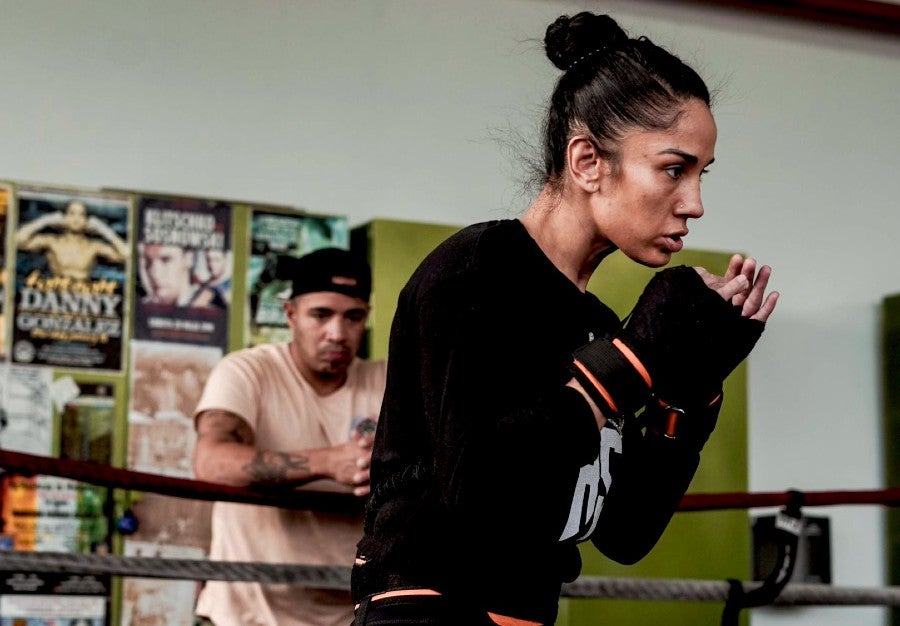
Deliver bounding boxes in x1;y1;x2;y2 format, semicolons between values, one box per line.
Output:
15;212;61;251
193;408;374;494
86;215;129;264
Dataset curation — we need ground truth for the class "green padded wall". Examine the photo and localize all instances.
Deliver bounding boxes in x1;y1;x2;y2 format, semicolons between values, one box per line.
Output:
351;219;461;360
882;294;900;626
354;219;748;626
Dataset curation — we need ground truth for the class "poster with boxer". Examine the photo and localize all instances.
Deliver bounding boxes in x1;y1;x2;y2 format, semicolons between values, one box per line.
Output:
134;195;233;352
246;208;348;346
10;185;131;372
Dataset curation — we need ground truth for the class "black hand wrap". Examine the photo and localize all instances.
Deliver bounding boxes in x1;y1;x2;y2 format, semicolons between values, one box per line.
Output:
624;265;765;405
572;265;765;425
642;394;722;448
572;336;652;419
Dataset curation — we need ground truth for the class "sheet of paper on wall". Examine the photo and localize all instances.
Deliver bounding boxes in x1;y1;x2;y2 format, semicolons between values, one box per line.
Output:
0;363;53;455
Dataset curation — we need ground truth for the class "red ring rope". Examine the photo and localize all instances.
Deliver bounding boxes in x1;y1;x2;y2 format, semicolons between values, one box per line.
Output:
2;447;898;512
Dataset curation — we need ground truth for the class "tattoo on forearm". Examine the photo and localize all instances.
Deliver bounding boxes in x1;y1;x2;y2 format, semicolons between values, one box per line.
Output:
243;451;311;484
197;409;252;445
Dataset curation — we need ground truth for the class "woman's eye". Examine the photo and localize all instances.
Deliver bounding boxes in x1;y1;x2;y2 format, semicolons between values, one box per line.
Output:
664;165;684;179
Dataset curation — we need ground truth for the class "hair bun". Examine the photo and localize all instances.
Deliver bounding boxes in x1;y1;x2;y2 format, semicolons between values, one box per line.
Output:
544;12;629;71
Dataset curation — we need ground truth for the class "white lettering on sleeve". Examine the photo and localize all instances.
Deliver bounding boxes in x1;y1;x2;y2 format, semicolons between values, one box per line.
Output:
558;427;623;542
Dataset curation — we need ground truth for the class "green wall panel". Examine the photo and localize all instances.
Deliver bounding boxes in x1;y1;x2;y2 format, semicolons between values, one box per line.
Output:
355;219;748;625
352;219;461;361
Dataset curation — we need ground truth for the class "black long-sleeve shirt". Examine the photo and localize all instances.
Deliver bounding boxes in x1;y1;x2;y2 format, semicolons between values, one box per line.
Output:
355;219;718;624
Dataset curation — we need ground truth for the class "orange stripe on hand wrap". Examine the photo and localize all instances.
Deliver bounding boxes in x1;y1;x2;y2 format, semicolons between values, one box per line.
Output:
611;338;652;388
572;360;619;413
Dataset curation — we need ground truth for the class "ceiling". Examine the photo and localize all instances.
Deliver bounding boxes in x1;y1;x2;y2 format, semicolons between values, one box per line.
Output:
670;0;900;37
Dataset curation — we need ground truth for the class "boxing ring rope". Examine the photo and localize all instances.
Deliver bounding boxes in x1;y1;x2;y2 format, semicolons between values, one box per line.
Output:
0;448;364;515
3;447;899;514
2;447;900;619
2;550;900;607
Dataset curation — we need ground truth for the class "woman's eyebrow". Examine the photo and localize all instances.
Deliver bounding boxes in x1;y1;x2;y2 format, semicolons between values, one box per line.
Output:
658;148;698;163
658;148;715;167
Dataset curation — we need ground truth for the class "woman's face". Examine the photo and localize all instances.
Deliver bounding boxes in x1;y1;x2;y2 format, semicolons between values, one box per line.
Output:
595;98;717;267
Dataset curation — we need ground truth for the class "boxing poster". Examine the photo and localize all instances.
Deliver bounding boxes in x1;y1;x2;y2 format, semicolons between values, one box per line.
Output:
123;339;217;626
10;186;131;372
246;209;348;346
133;195;233;352
127;340;221;478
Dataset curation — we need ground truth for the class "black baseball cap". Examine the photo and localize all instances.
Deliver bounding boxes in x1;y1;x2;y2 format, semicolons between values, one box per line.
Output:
277;248;372;302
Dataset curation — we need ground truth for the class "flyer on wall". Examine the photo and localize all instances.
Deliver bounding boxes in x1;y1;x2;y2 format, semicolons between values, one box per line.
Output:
133;195;233;352
0;571;109;626
0;184;10;360
0;474;108;553
56;381;116;465
10;185;132;372
121;542;204;626
0;363;54;455
246;208;348;346
127;340;221;478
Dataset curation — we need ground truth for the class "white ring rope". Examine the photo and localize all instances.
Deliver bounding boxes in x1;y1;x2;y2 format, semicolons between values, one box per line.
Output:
2;551;899;606
0;550;351;590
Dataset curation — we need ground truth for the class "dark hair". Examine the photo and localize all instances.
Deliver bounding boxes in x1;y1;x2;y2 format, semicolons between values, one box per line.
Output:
542;12;711;187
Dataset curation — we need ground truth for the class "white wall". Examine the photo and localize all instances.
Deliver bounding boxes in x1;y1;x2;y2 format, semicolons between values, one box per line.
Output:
2;1;899;624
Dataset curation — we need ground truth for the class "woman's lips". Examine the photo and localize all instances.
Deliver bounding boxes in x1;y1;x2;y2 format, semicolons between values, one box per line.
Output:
662;234;685;252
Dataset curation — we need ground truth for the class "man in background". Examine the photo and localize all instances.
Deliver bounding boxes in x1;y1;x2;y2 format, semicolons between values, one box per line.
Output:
192;247;386;626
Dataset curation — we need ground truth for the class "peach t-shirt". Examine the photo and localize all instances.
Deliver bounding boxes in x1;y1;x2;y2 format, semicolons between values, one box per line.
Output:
194;343;386;626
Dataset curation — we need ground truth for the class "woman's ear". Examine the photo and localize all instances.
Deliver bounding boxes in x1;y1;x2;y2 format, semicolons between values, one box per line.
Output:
566;135;605;193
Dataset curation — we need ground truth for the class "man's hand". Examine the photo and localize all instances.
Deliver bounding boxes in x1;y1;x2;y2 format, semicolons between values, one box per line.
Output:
328;430;375;497
85;214;105;234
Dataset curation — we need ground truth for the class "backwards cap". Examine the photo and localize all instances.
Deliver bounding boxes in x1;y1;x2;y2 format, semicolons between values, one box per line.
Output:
276;248;371;302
